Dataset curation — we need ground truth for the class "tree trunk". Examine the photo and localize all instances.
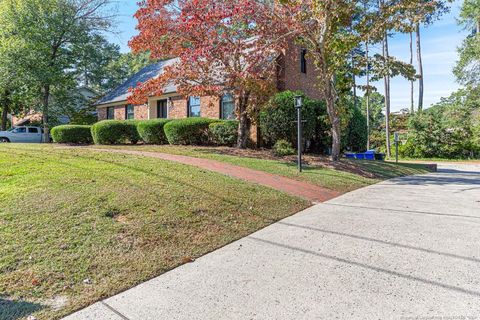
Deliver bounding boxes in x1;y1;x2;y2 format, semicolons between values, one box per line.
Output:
416;23;424;111
383;32;391;158
410;31;415;114
42;85;50;143
352;55;357;109
325;82;341;161
1;90;10;131
1;106;8;131
236;91;250;149
330;114;341;161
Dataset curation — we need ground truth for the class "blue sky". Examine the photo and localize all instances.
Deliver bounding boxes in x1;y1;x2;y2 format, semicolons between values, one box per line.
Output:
106;0;468;112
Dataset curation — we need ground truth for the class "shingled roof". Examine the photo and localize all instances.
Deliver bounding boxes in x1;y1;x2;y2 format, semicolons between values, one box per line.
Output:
96;58;178;106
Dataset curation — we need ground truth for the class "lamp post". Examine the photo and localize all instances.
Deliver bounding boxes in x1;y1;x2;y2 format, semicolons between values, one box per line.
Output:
295;95;303;172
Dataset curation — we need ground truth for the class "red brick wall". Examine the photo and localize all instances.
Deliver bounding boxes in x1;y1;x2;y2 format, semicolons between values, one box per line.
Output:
134;105;148;120
166;96;220;119
281;40;323;100
114;106;126;120
97;104;147;121
201;96;221;119
168;97;188;119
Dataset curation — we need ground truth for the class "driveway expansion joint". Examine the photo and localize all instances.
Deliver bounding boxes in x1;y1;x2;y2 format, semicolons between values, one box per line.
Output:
100;301;130;320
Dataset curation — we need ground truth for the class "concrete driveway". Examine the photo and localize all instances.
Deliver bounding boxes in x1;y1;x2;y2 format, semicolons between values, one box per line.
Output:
65;164;480;320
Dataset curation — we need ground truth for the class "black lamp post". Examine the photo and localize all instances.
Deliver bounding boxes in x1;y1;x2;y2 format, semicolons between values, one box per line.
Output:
295;95;303;172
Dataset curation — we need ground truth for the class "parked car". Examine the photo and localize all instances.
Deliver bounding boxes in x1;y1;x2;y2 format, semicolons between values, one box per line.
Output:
0;126;47;143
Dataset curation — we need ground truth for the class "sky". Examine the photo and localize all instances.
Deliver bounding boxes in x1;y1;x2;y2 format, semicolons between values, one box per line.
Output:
105;0;468;112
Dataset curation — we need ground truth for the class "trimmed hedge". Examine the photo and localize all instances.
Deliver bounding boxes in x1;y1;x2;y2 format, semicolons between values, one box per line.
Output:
137;119;171;144
51;125;93;144
164;118;219;145
209;120;239;146
91;120;140;145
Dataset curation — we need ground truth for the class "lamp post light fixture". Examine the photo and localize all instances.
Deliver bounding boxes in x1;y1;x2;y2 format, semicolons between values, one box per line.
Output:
295;95;303;172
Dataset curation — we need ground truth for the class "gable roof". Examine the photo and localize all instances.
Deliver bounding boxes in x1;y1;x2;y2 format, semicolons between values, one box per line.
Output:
96;58;178;106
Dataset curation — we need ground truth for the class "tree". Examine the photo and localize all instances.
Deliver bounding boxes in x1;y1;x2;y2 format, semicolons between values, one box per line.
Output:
0;0;114;142
0;14;36;131
361;92;384;129
129;0;289;148
454;0;480;87
345;105;368;152
404;88;480;158
275;0;432;160
275;0;362;160
103;51;151;93
73;33;122;93
409;1;450;111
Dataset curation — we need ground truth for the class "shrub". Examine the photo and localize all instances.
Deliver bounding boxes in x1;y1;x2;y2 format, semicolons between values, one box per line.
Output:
91;120;140;145
344;107;368;152
164;118;219;145
273;139;296;157
259;91;328;150
137;119;171;144
209;120;239;146
51;125;93;144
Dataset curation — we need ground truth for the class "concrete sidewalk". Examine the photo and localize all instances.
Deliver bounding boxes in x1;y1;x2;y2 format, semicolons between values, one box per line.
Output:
64;164;480;320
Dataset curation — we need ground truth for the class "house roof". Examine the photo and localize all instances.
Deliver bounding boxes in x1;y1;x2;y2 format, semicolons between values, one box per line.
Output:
96;58;178;106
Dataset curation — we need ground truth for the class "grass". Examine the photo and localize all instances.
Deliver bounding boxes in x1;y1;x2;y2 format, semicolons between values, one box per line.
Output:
0;144;309;320
387;156;480;163
91;145;432;193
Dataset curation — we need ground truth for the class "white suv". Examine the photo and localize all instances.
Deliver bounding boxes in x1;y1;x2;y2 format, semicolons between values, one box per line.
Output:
0;126;45;143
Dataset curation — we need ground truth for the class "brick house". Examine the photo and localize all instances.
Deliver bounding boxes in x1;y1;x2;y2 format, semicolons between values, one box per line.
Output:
95;42;321;124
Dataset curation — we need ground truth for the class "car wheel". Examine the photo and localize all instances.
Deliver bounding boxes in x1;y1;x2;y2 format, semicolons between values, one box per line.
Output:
0;138;10;143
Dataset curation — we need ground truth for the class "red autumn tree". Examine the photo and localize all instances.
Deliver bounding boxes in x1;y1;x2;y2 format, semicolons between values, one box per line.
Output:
129;0;290;148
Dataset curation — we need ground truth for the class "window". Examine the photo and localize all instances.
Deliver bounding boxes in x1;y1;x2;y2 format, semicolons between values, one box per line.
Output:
107;107;115;119
125;105;135;120
221;94;235;120
300;49;307;74
14;127;26;133
188;96;201;117
157;100;168;118
28;127;39;133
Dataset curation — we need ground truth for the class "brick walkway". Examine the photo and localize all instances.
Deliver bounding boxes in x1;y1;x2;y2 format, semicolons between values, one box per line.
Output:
86;148;340;203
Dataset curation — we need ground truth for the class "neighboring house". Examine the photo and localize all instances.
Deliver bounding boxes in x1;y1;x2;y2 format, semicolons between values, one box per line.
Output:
12;86;97;126
95;41;321;125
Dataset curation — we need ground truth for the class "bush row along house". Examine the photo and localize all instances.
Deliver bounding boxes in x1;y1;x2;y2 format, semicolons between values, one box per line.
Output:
94;41;322;138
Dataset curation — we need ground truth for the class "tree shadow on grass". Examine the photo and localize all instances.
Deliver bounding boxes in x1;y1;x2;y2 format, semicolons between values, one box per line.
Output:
0;298;45;320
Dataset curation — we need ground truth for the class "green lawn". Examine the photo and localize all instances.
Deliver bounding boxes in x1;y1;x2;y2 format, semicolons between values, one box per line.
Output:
0;144;309;320
0;144;431;320
91;145;432;193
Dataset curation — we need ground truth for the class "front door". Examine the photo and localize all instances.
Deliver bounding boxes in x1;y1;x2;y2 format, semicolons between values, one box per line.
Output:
157;100;168;118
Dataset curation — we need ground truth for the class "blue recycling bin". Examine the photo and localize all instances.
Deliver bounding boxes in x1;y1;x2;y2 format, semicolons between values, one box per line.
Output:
364;150;376;161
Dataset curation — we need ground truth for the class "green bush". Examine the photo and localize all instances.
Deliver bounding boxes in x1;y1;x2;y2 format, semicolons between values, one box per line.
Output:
137;119;171;144
209;120;239;146
273;139;296;157
344;107;368;152
51;125;93;144
259;91;328;150
164;118;219;145
91;120;140;145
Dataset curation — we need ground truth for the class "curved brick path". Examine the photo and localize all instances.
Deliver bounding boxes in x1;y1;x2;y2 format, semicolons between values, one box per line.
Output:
86;148;340;203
